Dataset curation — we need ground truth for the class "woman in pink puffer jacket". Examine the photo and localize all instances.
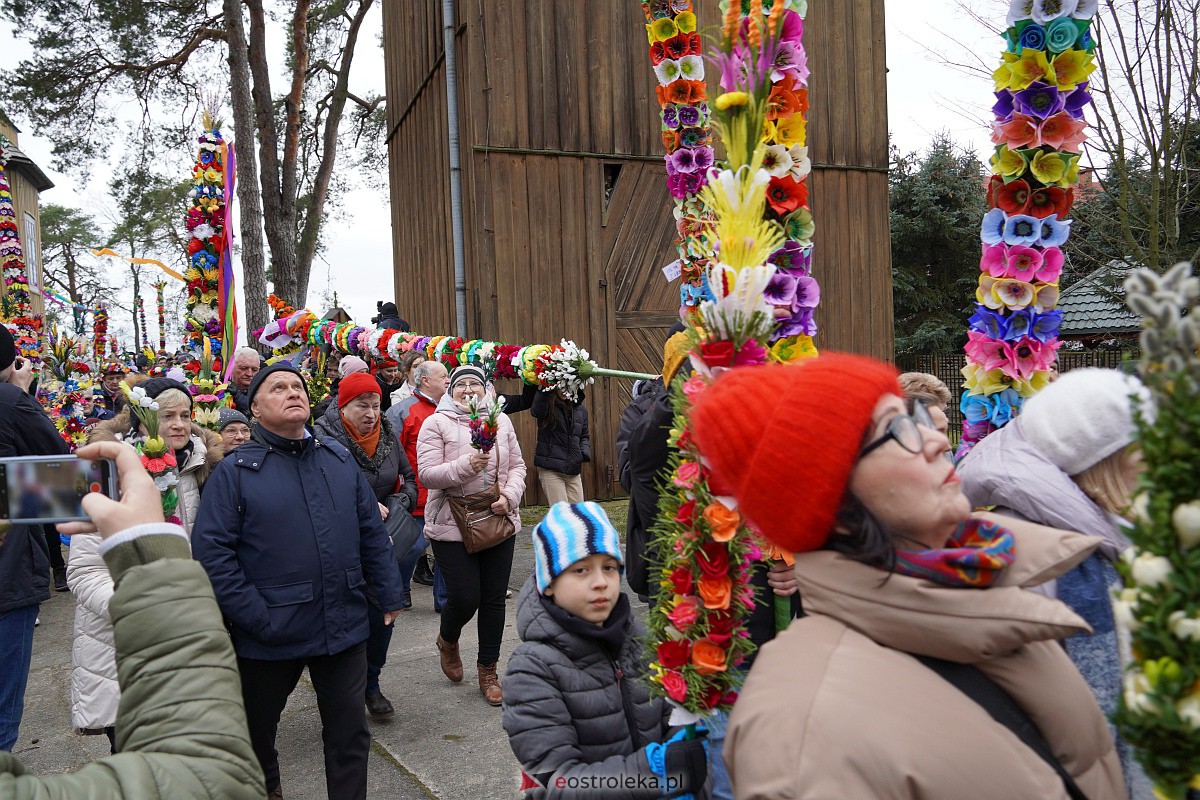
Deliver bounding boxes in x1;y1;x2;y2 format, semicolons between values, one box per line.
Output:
417;364;526;706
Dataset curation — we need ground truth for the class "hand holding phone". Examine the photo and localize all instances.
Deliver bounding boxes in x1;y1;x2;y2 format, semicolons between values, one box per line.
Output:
58;442;164;539
0;454;118;524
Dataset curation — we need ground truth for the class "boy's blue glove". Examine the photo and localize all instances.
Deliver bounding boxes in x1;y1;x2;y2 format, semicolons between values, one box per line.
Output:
644;727;708;798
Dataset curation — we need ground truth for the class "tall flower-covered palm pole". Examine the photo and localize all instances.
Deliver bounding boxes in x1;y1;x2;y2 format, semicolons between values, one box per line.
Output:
956;0;1097;458
1114;262;1200;800
0;137;42;362
636;0;816;730
183;114;227;366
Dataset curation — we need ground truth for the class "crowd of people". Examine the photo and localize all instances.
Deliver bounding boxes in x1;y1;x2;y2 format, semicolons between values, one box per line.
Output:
0;307;1162;798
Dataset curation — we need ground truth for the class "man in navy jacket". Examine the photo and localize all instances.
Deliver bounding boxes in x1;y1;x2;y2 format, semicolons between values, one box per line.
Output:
192;362;404;800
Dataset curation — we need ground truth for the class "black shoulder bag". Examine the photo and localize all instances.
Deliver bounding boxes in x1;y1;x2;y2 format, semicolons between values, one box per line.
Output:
915;654;1090;800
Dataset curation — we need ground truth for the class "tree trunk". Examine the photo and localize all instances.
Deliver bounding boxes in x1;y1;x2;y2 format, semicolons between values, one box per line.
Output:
294;0;374;305
225;0;270;348
246;0;299;307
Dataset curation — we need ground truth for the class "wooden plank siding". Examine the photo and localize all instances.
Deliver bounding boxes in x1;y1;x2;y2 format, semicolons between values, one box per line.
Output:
382;0;892;501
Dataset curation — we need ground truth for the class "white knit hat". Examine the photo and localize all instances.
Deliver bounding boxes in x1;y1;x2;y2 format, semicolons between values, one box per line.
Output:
1019;368;1153;476
532;502;624;594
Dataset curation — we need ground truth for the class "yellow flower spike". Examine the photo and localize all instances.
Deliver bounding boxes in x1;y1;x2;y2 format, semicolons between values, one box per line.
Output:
993;51;1019;91
1051;49;1095;91
1030;149;1067;185
714;92;750;111
1007;48;1053;91
991;145;1029;180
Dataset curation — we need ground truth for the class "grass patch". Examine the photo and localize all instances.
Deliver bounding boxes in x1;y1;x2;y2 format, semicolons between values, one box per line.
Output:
519;500;628;532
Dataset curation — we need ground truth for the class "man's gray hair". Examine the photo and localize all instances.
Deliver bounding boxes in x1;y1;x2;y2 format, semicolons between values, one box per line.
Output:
234;346;261;365
413;359;446;384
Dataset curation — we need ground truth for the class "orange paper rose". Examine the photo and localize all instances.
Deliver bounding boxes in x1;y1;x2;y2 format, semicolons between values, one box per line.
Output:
703;502;741;542
698;574;732;610
691;638;728;676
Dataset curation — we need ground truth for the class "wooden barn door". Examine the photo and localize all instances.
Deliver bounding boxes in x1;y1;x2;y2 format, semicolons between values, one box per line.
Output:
583;157;681;499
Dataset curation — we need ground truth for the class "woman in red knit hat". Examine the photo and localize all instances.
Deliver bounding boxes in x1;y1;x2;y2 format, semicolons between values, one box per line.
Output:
690;353;1126;800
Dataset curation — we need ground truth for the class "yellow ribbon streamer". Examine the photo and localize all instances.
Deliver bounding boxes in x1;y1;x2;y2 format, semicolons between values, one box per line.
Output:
90;248;187;282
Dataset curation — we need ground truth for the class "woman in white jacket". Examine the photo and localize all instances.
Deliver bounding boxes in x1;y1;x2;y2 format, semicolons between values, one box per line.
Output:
69;377;222;749
417;365;526;706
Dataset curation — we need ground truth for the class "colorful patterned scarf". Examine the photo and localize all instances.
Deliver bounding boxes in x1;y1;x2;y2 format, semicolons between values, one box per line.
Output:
887;518;1016;588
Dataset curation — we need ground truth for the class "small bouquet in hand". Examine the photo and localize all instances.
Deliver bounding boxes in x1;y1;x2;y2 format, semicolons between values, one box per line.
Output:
467;394;505;453
123;384;181;524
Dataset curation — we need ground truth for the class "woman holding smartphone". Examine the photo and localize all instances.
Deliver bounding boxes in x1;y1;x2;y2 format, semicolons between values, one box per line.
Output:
68;377;224;750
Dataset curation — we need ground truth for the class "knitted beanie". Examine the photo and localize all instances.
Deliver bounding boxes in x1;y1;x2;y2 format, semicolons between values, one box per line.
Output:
0;324;15;372
338;372;381;409
689;354;902;554
140;377;193;407
218;407;250;431
1019;368;1153;476
449;364;487;392
533;502;624;594
247;361;308;407
337;355;370;379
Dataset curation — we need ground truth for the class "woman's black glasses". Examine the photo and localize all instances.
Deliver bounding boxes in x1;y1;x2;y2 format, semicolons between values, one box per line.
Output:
860;401;936;458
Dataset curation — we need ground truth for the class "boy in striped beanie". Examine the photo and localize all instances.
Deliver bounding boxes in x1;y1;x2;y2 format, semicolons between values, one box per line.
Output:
502;502;708;797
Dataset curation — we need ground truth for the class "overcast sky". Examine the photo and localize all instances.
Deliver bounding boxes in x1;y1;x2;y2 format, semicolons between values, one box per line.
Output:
1;0;1004;347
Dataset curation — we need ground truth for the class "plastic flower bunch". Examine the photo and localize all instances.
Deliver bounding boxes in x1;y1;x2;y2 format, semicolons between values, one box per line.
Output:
189;339;228;430
183;113;227;358
642;0;716;316
1110;263;1200;799
955;0;1095;459
710;0;819;350
466;394;505;453
533;340;598;402
92;304;109;365
0;140;43;361
643;371;760;719
122;384;181;523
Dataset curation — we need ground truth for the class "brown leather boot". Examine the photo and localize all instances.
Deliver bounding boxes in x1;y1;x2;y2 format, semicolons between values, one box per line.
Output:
436;635;463;683
478;661;502;706
267;787;284;800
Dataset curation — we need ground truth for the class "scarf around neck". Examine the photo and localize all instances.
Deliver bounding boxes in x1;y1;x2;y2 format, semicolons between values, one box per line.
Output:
342;411;381;458
539;592;632;656
884;518;1016;588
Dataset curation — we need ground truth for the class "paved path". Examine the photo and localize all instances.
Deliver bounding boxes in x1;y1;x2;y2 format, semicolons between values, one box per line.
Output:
17;532;557;800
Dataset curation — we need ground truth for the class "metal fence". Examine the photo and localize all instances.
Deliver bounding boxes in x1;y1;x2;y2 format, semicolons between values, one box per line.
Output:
896;349;1137;443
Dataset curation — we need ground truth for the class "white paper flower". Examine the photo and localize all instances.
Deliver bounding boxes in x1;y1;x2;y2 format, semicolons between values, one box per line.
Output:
1032;0;1078;24
192;224;216;241
1171;500;1200;549
1111;587;1142;632
1130;552;1174;588
1178;694;1200;730
1072;0;1098;18
678;55;704;82
1007;0;1035;27
762;144;794;179
1168;611;1200;641
1123;669;1160;715
788;144;812;181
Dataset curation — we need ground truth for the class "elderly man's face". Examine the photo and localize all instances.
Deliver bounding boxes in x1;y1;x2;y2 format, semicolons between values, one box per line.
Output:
233;355;261;390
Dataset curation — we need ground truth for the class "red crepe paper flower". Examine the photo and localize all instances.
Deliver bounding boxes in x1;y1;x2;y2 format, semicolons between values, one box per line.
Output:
657;640;691;669
996;179;1032;214
697;340;735;367
649;41;668;66
698;541;730;579
669;566;694;595
766;175;808;216
1027;186;1074;219
674;499;698;526
663;32;691;59
661;670;689;703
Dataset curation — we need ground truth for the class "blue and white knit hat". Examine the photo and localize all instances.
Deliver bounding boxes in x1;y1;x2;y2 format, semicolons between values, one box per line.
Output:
532;502;624;594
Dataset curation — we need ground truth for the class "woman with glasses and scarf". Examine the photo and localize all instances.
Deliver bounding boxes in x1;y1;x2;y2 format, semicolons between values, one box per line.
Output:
692;355;1125;800
417;365;526;706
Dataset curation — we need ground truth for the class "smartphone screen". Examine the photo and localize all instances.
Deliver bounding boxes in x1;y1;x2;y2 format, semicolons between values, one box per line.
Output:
0;456;116;524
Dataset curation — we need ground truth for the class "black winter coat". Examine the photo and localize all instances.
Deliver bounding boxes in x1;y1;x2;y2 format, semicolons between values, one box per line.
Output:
622;387;673;597
191;426;404;660
502;578;676;799
314;404;417;509
0;383;69;613
530;392;591;476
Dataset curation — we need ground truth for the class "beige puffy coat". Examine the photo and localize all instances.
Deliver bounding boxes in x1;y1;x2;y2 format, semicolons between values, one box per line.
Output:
70;418;222;730
725;517;1127;800
417;393;526;542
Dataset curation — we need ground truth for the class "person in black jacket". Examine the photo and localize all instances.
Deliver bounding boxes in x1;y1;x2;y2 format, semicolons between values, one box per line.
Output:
530;389;590;505
314;372;418;720
0;325;71;751
372;301;409;333
191;362;405;800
